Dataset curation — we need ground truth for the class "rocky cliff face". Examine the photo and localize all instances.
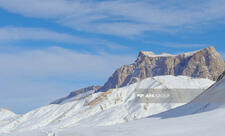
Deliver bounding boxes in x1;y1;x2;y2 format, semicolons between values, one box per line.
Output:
98;46;225;92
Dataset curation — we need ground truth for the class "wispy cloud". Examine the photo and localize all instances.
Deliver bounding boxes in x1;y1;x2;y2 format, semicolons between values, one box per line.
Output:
0;46;135;78
146;41;211;48
1;0;225;36
164;43;211;48
0;27;88;43
0;27;127;50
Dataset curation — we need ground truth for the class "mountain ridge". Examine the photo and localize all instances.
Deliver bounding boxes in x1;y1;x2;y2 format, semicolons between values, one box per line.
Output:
98;46;225;92
51;86;101;104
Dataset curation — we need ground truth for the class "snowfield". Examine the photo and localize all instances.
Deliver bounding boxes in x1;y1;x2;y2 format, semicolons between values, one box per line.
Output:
54;75;225;136
51;108;225;136
0;76;216;136
3;108;225;136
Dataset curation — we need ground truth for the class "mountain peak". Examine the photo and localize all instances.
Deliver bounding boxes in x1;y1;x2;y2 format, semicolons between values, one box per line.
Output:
98;46;225;92
195;46;217;54
0;108;16;121
0;108;11;112
205;46;216;50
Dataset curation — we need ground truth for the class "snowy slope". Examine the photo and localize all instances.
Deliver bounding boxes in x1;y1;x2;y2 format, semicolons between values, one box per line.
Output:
52;74;225;136
0;108;17;121
0;76;214;135
3;103;225;136
0;109;18;134
153;73;225;118
2;75;225;136
51;107;225;136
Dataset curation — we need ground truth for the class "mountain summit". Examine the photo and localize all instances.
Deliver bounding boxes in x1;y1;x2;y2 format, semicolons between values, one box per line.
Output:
98;46;224;92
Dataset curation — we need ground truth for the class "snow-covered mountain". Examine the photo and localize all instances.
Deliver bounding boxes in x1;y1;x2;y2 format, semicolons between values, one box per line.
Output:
52;47;224;105
2;47;225;136
0;108;17;121
51;46;224;105
0;76;214;135
54;71;225;136
3;73;225;136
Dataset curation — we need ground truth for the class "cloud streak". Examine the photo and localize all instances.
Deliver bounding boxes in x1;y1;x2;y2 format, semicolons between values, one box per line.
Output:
0;0;225;36
147;41;211;48
0;46;135;78
0;27;127;49
0;27;88;43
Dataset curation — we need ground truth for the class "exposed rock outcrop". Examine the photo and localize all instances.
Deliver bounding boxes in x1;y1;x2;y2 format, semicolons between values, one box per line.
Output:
217;70;225;81
98;46;225;92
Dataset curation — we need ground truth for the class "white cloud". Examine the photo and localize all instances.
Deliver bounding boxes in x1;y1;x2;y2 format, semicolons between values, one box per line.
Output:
1;0;225;36
144;40;211;49
164;43;210;48
0;27;88;43
0;0;86;18
148;41;211;48
0;27;127;49
0;47;135;78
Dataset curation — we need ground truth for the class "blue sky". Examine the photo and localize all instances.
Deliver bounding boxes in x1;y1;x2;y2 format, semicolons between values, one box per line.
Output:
0;0;225;114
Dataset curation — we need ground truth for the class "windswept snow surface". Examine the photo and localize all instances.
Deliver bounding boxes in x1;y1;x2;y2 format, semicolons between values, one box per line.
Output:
45;108;225;136
0;76;214;135
3;107;225;136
